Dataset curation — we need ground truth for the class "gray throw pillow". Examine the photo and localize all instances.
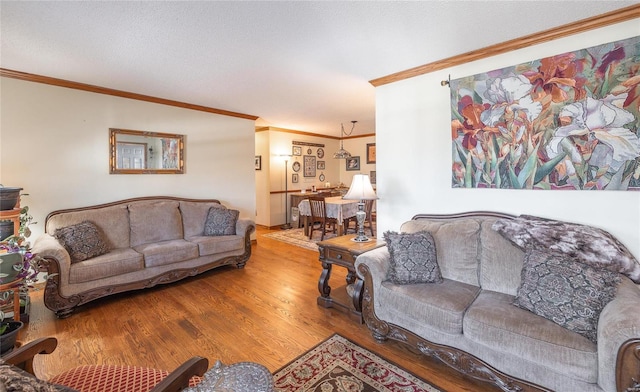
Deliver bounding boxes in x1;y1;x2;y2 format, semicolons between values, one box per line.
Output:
383;230;442;284
492;215;640;283
204;207;239;236
54;221;110;263
514;249;621;343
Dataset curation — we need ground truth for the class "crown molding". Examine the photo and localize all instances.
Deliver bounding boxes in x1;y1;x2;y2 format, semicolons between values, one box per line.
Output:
0;68;259;121
370;4;640;87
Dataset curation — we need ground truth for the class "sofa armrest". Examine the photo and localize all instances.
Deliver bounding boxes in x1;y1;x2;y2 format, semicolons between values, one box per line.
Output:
236;218;255;238
355;246;390;286
32;234;71;278
597;277;640;392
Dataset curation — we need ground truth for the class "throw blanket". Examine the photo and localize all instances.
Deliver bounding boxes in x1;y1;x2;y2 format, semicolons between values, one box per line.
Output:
492;214;640;283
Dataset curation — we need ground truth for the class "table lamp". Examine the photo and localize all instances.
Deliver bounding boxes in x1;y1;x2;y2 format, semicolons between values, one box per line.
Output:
343;174;378;242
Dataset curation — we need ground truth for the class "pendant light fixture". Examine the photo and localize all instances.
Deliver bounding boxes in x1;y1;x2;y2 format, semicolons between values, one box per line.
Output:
333;121;357;159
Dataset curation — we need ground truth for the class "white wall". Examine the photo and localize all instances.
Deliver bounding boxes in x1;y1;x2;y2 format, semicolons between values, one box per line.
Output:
1;78;256;241
375;19;640;258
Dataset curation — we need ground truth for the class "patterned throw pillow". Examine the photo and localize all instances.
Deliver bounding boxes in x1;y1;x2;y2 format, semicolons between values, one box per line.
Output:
514;250;621;343
492;214;640;283
54;221;110;263
204;207;239;236
383;230;442;285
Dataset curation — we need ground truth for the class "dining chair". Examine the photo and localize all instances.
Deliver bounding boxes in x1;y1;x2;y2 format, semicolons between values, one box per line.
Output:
308;197;338;241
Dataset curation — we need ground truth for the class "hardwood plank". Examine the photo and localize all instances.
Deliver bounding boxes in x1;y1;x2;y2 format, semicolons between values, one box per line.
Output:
18;227;499;392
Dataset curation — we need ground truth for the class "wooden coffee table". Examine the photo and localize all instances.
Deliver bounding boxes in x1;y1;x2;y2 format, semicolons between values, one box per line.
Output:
317;235;385;322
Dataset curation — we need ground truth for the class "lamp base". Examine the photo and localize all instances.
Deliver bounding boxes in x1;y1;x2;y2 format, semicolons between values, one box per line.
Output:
281;224;292;230
351;235;371;242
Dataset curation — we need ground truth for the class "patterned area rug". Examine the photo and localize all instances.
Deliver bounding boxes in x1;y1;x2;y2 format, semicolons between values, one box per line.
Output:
262;228;337;252
273;334;441;392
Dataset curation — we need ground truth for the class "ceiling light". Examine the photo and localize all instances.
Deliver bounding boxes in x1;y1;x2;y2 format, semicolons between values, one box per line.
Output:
333;121;357;159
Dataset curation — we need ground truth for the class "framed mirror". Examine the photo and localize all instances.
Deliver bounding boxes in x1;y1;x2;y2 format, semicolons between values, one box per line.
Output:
109;128;185;174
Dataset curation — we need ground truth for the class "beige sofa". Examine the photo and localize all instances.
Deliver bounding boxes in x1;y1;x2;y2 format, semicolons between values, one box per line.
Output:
32;196;255;318
355;212;640;392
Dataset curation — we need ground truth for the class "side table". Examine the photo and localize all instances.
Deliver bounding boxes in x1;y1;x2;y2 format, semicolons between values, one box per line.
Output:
317;235;385;322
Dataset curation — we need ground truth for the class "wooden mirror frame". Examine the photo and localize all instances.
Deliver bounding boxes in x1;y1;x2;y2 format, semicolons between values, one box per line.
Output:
109;128;185;174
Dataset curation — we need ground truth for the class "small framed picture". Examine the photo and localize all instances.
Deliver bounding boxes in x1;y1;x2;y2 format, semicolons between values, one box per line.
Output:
292;146;302;156
317;160;325;170
346;156;360;171
366;143;376;164
304;155;316;177
292;173;299;183
317;148;324;158
255;155;262;170
370;170;376;184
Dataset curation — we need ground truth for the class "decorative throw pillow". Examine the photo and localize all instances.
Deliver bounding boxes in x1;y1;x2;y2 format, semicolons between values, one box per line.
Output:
383;230;442;285
54;221;110;263
492;215;640;283
513;249;621;343
204;207;239;236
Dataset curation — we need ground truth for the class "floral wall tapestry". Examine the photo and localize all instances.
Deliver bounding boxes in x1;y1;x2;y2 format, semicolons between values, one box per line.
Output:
451;35;640;190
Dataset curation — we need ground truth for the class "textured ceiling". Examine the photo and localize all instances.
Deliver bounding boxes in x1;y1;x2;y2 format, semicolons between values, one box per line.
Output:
1;1;637;137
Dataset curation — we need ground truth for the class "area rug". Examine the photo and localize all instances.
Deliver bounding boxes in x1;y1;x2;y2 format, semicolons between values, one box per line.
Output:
262;228;336;251
273;334;441;392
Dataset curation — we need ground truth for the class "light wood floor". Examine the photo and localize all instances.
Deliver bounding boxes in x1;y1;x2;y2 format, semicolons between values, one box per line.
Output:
19;226;499;391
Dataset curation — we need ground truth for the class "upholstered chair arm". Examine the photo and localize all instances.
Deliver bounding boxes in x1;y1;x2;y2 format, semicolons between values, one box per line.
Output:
596;277;640;392
2;337;58;375
150;356;209;392
236;218;256;238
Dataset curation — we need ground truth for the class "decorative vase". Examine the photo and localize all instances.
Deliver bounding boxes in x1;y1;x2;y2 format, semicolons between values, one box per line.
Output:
0;320;24;354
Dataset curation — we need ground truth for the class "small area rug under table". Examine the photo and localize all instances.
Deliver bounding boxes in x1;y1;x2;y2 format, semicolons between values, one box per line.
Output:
262;228;337;252
272;334;441;392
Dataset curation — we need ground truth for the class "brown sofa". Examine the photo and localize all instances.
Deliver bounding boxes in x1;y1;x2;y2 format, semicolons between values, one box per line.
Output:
32;196;255;318
355;212;640;392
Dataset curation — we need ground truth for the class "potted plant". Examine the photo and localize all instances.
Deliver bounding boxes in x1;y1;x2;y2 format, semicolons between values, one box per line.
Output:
0;198;42;350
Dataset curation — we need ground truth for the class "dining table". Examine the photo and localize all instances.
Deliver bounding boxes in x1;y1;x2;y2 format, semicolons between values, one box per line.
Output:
297;196;360;236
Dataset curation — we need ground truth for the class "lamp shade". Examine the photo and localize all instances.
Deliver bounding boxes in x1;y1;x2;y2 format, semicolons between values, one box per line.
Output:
343;174;377;200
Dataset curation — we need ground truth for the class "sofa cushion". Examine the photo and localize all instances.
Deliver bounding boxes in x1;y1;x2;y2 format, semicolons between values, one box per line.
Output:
134;239;199;268
54;221;111;263
204;208;239;236
479;219;525;296
379;278;480;334
46;204;131;249
492;214;640;283
514;250;621;343
129;201;183;247
464;290;598;383
400;218;480;286
179;201;225;237
0;360;78;392
69;248;144;283
187;235;245;256
383;231;442;284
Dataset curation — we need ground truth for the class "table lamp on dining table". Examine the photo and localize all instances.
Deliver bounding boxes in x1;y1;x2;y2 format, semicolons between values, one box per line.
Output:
342;174;378;242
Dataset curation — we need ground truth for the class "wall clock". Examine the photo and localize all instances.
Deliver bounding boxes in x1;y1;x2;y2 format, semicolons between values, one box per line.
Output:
317;148;324;158
292;161;301;172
